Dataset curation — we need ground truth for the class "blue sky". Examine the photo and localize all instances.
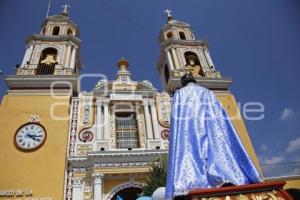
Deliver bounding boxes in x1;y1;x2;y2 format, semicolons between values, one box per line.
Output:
0;0;299;167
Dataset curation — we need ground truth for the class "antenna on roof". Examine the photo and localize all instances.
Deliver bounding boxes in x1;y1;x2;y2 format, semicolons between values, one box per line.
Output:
46;0;51;18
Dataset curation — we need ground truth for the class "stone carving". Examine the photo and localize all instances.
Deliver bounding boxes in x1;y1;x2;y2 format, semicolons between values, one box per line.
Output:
93;161;158;168
156;92;171;128
95;79;108;88
161;129;170;140
110;109;116;149
83;184;92;200
137;107;146;148
141;80;153;87
66;170;73;200
77;144;93;155
78;93;94;131
29;115;40;123
78;131;93;142
69;99;79;156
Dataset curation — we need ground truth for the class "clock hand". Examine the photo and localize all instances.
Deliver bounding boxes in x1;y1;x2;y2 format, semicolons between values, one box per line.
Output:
27;134;38;141
27;134;42;137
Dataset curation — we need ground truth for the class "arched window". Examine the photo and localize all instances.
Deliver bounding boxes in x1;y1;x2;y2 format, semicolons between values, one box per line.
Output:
52;26;60;35
42;28;46;34
179;31;186;40
166;32;173;39
36;47;58;75
164;64;170;84
67;28;73;35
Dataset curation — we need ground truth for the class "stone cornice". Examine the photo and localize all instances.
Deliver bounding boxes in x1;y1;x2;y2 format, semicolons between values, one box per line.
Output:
167;76;233;92
68;149;168;168
26;34;81;45
160;39;206;50
4;75;79;94
41;15;78;29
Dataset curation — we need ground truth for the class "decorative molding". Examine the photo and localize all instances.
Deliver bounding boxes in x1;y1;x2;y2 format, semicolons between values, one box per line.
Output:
156;92;171;128
29;115;40;123
69;99;79;156
77;144;93;155
83;184;92;200
137;106;146;148
110;94;142;101
93;161;151;168
66;169;73;200
110;109;116;149
92;173;104;184
72;177;82;188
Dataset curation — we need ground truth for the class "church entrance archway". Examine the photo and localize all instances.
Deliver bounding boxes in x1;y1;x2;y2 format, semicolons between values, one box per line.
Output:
106;182;143;200
111;187;142;200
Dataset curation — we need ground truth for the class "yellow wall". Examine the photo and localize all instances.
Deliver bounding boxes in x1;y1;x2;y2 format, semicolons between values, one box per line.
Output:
284;179;300;189
215;93;261;173
0;95;70;200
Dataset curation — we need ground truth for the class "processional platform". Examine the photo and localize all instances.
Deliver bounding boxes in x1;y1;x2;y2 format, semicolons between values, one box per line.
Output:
178;181;293;200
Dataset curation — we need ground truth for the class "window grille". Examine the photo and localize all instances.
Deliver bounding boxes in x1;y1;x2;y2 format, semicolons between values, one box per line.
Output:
115;112;139;149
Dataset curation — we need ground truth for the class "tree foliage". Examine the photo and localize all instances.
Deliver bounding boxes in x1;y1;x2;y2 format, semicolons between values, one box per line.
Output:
141;155;168;196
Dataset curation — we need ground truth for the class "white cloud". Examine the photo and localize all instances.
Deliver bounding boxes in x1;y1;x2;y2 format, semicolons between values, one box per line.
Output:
262;156;284;164
261;143;268;152
292;168;300;174
286;137;300;153
280;108;295;121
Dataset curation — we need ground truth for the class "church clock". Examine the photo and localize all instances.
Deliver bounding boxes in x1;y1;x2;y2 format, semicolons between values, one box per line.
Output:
14;122;47;151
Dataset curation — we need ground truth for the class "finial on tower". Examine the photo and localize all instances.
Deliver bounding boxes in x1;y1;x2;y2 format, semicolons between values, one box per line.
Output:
164;9;173;21
62;4;70;16
117;57;129;70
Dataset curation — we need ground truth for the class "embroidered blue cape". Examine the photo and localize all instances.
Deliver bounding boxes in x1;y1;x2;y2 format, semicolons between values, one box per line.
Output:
165;83;262;199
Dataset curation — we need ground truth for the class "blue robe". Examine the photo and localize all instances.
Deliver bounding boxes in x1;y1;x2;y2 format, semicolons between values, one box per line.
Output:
165;83;262;199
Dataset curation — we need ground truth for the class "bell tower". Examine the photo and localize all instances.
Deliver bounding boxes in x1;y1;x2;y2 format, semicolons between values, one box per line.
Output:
0;6;81;200
157;10;231;93
157;10;261;171
6;5;81;95
20;5;81;74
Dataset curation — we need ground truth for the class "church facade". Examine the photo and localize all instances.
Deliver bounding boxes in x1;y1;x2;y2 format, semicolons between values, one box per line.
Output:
1;7;297;200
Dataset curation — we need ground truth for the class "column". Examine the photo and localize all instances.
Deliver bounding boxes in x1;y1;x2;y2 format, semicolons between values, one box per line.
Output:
65;45;72;68
171;48;180;69
21;47;30;68
70;47;77;70
72;177;82;200
103;102;110;140
93;173;104;200
143;102;153;139
21;45;34;68
96;101;102;140
166;50;175;71
150;102;160;139
204;48;214;68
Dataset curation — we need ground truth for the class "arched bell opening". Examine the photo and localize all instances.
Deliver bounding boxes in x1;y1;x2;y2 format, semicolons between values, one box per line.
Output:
42;27;46;35
67;28;73;36
52;26;60;35
179;31;186;40
184;51;204;76
36;47;58;75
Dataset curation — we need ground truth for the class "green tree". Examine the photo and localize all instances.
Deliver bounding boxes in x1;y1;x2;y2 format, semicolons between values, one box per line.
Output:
141;155;168;196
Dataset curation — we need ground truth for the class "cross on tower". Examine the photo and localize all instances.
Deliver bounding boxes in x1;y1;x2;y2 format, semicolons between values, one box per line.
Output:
164;9;172;18
62;4;70;14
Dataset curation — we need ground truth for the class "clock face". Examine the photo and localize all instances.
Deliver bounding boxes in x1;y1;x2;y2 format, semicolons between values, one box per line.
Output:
14;123;46;151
